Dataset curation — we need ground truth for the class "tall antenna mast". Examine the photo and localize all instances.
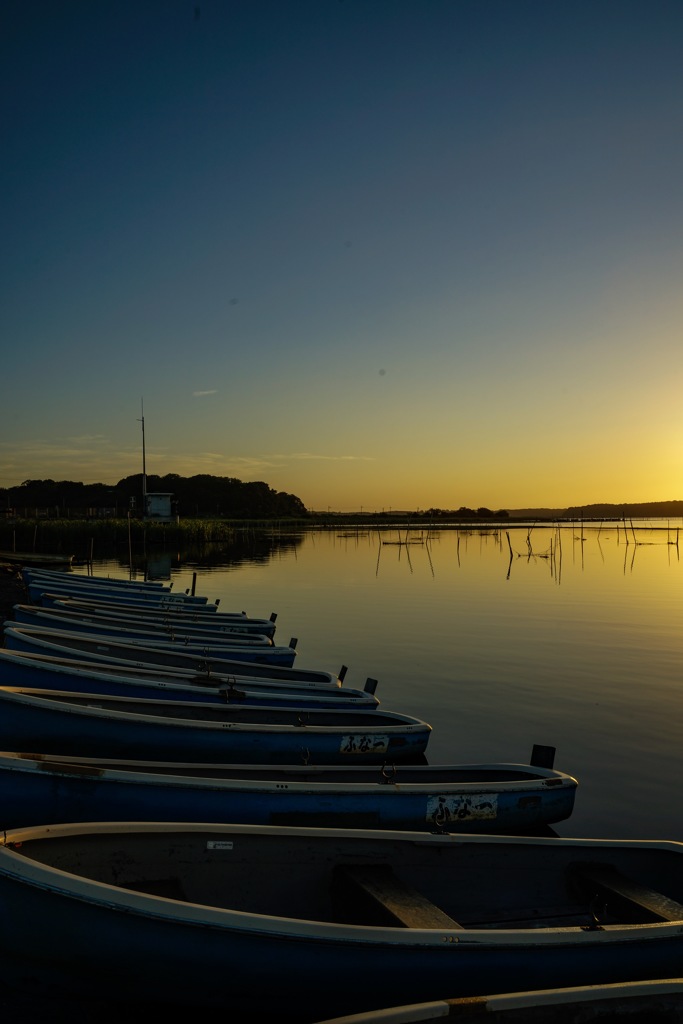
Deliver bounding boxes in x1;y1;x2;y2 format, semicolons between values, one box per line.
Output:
139;398;147;513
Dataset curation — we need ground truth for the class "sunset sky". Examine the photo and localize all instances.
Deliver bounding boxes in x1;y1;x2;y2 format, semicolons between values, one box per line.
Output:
3;0;683;512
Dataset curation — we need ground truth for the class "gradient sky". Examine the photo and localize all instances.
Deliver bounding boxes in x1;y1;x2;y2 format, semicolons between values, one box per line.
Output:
3;0;683;511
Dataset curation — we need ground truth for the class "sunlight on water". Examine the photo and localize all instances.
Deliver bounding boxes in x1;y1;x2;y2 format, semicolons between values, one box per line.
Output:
88;522;683;842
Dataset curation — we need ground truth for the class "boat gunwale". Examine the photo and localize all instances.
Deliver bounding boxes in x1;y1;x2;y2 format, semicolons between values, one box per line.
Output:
0;649;342;689
0;750;578;793
3;623;295;658
0;822;682;945
0;686;433;734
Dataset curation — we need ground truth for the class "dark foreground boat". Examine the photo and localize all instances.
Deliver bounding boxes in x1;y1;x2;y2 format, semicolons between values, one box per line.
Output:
313;979;683;1023
0;687;431;763
1;822;683;1021
0;750;577;832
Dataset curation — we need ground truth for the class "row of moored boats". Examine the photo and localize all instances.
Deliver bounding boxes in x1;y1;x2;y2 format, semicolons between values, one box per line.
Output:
0;565;681;1021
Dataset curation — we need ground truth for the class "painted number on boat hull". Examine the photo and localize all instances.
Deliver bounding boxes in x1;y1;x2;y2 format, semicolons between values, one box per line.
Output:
426;794;498;826
339;734;389;755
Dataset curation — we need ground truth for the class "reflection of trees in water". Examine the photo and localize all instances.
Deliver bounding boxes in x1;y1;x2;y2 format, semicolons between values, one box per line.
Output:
175;533;306;569
92;531;306;576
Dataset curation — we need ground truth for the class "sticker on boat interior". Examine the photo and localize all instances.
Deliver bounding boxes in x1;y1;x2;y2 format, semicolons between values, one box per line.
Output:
206;841;234;850
426;794;498;825
339;734;389;754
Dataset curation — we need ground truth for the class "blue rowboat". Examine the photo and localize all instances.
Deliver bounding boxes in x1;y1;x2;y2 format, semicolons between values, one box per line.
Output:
26;581;216;609
8;608;276;648
47;594;256;620
1;821;682;1019
313;980;683;1023
22;566;213;602
0;644;348;689
3;623;298;667
21;567;169;591
14;602;279;639
0;750;577;832
46;593;278;630
0;687;431;763
0;650;379;708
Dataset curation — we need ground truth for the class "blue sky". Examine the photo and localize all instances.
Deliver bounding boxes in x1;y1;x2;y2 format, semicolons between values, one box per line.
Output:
3;0;683;511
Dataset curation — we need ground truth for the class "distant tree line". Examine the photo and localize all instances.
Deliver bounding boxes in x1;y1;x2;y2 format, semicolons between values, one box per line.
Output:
0;474;309;519
564;500;683;519
424;507;509;519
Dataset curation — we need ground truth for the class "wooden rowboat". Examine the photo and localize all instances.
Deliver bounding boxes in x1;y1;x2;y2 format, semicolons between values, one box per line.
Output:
1;822;683;1019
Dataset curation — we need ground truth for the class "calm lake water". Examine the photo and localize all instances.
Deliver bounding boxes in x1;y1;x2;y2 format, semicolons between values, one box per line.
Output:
82;520;683;843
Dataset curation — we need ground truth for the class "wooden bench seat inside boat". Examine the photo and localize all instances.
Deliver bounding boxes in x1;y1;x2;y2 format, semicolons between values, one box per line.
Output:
568;863;683;924
332;863;463;929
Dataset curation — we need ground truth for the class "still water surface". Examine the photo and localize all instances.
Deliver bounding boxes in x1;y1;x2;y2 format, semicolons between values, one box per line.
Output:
86;521;683;843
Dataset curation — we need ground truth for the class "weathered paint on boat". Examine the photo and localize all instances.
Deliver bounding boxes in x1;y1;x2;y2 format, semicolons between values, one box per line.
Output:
0;649;379;708
1;822;683;1021
3;623;298;667
0;687;431;763
0;750;577;832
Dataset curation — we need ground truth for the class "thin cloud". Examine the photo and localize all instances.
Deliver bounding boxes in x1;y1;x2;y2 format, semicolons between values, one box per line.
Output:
272;452;375;462
192;390;218;397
